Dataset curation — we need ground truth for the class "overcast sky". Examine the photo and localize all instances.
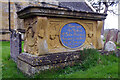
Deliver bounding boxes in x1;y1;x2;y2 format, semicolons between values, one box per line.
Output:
104;5;118;29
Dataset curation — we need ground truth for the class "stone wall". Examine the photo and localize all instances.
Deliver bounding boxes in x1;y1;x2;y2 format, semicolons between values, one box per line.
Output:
0;33;10;41
0;2;25;41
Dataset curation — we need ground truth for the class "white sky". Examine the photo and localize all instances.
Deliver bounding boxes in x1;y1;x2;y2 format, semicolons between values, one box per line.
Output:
104;5;118;29
104;12;118;29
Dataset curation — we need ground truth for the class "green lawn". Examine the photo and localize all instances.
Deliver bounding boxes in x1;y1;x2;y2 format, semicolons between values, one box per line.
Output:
0;41;119;78
117;46;120;49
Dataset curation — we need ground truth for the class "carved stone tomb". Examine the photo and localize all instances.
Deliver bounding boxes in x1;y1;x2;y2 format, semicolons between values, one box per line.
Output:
17;6;107;75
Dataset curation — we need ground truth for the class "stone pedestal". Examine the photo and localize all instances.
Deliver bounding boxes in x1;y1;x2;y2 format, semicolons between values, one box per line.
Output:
17;51;81;76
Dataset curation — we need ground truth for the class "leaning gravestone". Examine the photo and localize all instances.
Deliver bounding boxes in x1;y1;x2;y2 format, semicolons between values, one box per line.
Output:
105;29;119;43
104;29;109;40
10;30;22;62
117;31;120;44
16;2;107;75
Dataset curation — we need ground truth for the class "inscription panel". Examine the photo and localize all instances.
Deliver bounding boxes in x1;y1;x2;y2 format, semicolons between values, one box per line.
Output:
60;23;86;48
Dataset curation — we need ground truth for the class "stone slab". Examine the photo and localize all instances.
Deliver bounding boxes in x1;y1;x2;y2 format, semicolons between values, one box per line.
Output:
105;29;119;43
10;31;22;62
17;51;82;75
17;6;107;20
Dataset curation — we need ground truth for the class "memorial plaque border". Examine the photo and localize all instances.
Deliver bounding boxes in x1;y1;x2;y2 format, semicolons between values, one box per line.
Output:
59;22;86;49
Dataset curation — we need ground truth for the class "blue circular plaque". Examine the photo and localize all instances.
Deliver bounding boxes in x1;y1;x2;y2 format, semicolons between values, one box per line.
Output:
60;23;86;48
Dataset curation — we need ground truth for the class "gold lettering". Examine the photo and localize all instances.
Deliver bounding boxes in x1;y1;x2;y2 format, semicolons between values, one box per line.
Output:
77;26;81;28
68;24;72;27
80;29;83;32
64;41;68;44
68;29;71;32
62;32;65;35
73;29;76;32
76;29;79;32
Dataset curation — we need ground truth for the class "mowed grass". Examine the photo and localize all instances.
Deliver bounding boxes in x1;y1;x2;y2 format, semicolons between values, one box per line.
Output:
0;41;25;78
0;41;119;78
117;46;120;49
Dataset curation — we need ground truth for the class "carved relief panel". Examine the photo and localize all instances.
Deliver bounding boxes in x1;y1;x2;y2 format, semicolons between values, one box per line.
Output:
85;23;96;48
24;17;99;55
24;17;48;55
47;18;97;53
48;22;60;49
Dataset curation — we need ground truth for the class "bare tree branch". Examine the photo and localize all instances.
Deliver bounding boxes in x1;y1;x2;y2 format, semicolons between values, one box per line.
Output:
88;0;120;14
108;10;120;15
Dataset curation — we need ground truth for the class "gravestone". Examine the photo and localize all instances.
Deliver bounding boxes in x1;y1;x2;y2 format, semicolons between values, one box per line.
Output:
10;30;22;62
117;31;120;44
105;41;116;51
16;2;107;75
105;29;119;43
104;29;109;40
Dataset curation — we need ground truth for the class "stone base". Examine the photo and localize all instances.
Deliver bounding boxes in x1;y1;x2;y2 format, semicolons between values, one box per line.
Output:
17;51;82;76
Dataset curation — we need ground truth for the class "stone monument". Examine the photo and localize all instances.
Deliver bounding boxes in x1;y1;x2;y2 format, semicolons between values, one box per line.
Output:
117;31;120;44
16;2;107;75
105;29;119;43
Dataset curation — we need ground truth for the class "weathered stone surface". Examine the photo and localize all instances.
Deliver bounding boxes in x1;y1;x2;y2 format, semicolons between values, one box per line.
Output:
17;58;76;76
104;29;109;40
17;51;81;76
17;7;106;55
0;2;16;41
0;33;10;41
105;41;116;51
18;51;81;67
16;1;107;76
96;21;104;49
10;31;22;62
0;2;26;41
105;29;119;43
99;49;120;57
117;32;120;44
17;6;107;20
22;16;105;55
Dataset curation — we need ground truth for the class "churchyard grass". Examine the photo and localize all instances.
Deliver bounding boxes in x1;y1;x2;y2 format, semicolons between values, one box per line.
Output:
117;45;120;49
0;41;25;78
115;42;120;49
0;41;118;78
